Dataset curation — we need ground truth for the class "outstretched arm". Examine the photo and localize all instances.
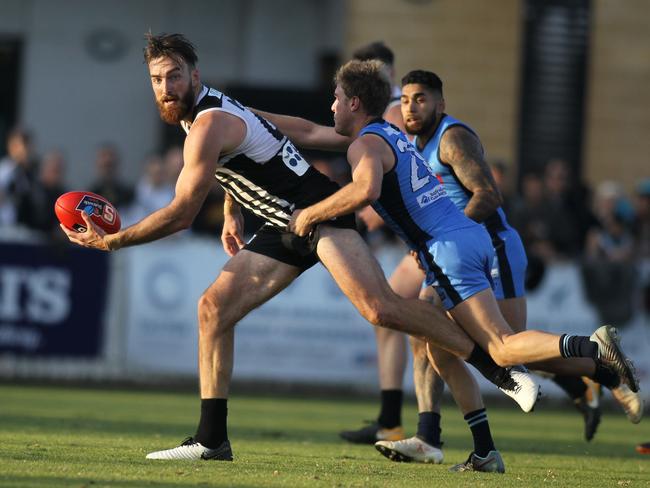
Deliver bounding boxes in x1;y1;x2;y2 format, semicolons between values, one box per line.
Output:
62;111;243;251
251;108;352;152
289;136;384;236
439;126;502;222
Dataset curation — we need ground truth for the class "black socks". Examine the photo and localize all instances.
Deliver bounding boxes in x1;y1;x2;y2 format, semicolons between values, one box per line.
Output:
377;389;403;429
465;408;495;458
593;362;620;389
416;411;442;448
553;375;588;400
559;334;598;359
195;398;228;448
466;344;508;387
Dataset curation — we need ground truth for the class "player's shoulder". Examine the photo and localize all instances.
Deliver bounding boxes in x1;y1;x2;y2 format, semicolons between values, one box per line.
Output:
439;124;481;151
185;110;246;155
438;124;485;166
350;130;395;164
355;131;388;151
442;123;474;139
189;109;241;131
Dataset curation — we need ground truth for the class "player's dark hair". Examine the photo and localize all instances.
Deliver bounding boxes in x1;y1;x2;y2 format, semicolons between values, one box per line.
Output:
401;70;443;97
352;41;394;66
335;60;391;118
143;32;198;67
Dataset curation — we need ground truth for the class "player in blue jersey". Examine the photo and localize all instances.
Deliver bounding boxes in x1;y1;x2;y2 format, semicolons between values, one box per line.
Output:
339;41;412;445
373;70;642;464
256;59;640;472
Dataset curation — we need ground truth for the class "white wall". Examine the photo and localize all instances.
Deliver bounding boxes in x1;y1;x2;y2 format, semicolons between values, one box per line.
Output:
0;0;344;187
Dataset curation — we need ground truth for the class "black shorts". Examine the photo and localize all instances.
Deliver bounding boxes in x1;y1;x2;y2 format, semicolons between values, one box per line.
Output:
244;214;357;271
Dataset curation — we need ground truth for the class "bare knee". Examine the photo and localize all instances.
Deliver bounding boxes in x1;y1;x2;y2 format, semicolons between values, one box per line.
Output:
489;335;518;367
197;293;230;337
359;295;396;328
364;306;392;328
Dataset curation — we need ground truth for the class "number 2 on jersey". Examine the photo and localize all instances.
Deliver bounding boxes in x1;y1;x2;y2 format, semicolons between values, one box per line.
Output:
410;154;430;192
397;137;431;192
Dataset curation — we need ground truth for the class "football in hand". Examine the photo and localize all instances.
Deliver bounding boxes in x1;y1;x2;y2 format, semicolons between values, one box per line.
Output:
55;191;121;234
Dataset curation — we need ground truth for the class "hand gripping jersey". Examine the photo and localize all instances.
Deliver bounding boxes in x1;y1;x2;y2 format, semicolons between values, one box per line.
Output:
415;113;527;299
181;85;342;229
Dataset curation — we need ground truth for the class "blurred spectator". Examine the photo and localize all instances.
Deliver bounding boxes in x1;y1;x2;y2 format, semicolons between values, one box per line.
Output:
124;154;174;225
511;159;596;260
632;178;650;260
585;181;634;262
543;158;596;256
164;145;184;185
489;159;513;215
15;149;67;237
509;172;556;259
582;181;637;326
508;172;551;289
632;178;650;316
0;127;39;226
89;143;134;210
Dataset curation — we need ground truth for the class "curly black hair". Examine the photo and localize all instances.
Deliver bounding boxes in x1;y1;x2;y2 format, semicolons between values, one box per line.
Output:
401;70;443;97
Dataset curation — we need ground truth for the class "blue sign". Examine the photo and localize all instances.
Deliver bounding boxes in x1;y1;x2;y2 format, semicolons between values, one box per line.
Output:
0;243;109;357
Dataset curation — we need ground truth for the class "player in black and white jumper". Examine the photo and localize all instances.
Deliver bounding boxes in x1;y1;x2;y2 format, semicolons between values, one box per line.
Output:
60;33;545;461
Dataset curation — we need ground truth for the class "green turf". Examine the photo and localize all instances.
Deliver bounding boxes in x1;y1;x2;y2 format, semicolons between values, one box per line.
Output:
0;385;647;487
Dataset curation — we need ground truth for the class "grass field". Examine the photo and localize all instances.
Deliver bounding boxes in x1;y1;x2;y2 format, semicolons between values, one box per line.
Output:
0;384;647;487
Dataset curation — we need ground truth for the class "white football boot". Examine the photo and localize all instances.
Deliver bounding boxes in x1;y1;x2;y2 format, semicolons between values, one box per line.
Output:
146;437;233;461
497;365;541;413
375;436;444;464
590;325;640;392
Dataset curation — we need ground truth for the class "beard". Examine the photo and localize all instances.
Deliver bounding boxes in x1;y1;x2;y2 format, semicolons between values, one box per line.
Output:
404;113;437;136
333;114;352;136
156;82;195;125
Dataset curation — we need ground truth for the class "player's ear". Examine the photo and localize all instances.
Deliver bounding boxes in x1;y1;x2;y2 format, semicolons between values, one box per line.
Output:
191;67;200;85
438;97;446;113
350;96;361;112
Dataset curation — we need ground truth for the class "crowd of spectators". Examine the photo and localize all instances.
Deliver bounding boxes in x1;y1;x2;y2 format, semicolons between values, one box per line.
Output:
0;127;226;242
0;126;648;322
491;159;649;324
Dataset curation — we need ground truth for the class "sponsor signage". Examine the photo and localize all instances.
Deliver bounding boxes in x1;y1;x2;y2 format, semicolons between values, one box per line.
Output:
120;240;650;400
0;243;109;357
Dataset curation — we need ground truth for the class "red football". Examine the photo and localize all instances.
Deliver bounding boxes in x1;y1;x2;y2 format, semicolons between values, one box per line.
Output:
55;191;121;234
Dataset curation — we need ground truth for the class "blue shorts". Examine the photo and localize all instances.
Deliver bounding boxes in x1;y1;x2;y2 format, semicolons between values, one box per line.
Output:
488;226;527;300
419;226;495;310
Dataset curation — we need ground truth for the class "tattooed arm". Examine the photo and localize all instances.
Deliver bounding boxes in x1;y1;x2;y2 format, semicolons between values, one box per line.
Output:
438;126;503;222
